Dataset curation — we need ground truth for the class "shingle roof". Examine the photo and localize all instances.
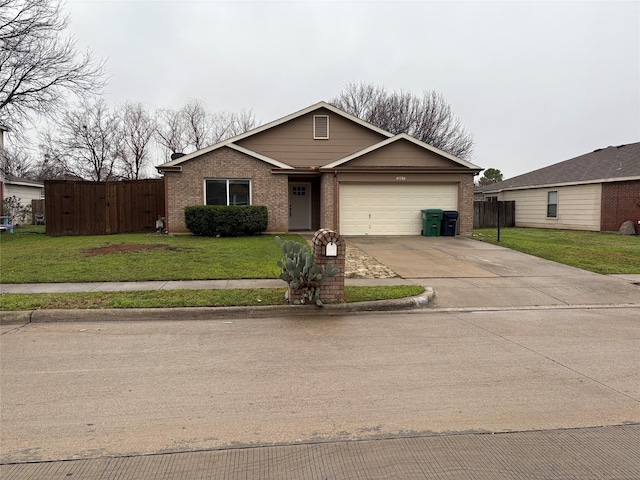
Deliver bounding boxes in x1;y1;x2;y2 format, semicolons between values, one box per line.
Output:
481;142;640;193
4;175;44;187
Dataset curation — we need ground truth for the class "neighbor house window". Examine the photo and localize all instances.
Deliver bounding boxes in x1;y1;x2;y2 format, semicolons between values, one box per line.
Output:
547;191;558;218
313;115;329;139
205;179;250;206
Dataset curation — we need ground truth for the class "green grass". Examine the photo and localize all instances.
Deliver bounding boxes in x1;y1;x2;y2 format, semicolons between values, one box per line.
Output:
0;227;302;283
0;285;425;311
472;228;640;275
0;227;424;310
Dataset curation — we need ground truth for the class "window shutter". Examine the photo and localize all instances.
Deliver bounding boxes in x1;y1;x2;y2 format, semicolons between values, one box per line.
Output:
314;115;329;139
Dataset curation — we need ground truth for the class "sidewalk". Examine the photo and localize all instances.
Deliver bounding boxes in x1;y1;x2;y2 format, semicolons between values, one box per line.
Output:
0;277;411;294
3;424;639;479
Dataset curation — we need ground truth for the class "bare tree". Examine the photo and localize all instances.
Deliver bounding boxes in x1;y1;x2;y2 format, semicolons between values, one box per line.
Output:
0;143;33;178
228;109;258;138
331;82;474;159
35;150;66;180
117;102;156;179
155;107;188;158
155;101;259;160
53;99;122;181
182;99;211;151
0;0;105;131
1;129;67;181
210;109;258;143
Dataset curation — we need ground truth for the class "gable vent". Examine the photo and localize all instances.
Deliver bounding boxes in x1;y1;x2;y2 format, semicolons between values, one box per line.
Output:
313;115;329;139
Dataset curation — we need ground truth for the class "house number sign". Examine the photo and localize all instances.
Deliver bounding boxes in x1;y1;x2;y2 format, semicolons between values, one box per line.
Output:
396;176;406;181
326;241;337;257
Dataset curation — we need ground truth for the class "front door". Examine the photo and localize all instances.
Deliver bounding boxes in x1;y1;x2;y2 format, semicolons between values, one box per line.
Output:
289;182;311;230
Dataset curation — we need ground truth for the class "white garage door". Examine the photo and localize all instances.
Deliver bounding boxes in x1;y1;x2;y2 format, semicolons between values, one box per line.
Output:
340;183;458;235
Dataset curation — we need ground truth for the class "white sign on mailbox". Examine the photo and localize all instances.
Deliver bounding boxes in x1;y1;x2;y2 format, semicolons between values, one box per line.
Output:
326;241;337;257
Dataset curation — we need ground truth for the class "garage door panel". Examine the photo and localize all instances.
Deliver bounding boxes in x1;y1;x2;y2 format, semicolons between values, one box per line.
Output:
340;184;457;235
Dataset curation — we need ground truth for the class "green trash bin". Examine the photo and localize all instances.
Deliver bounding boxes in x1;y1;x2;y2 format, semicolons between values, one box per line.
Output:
421;209;443;237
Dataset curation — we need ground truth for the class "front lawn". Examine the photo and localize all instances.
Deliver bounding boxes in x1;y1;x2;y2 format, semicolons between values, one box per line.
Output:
472;228;640;274
0;227;424;310
0;228;302;283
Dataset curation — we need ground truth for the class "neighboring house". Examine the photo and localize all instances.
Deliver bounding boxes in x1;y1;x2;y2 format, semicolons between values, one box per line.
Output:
157;102;482;236
2;175;44;203
1;175;44;224
477;142;640;233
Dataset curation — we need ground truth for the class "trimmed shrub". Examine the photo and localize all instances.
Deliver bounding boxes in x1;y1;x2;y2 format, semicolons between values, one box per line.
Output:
184;205;268;237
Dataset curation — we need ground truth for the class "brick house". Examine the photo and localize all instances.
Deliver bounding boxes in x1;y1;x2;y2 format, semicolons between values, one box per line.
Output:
477;142;640;233
156;102;482;236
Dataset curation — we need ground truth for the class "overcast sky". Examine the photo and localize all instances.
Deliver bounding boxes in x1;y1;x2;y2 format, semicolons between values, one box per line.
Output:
63;0;639;179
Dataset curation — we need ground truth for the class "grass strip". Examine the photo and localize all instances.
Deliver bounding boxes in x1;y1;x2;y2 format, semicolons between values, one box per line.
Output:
0;285;425;311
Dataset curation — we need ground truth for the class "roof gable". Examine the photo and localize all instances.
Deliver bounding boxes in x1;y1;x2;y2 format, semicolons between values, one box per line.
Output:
323;134;481;170
482;142;640;192
157;102;392;171
229;101;393;142
235;107;390;167
156;102;481;173
157;143;293;171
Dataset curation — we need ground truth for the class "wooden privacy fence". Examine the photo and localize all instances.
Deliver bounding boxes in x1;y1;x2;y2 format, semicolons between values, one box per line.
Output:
474;201;515;228
45;179;165;236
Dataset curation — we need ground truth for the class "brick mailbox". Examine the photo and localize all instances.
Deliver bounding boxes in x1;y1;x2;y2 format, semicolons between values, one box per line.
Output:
312;228;346;303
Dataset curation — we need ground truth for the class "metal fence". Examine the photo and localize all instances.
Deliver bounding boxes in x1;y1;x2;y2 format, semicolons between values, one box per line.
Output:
44;179;165;236
473;201;515;228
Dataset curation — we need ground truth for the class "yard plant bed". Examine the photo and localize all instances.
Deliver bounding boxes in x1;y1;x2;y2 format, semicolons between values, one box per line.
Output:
472;228;640;275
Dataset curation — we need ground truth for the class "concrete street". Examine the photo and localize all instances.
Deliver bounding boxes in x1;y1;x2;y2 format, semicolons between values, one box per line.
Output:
2;307;640;466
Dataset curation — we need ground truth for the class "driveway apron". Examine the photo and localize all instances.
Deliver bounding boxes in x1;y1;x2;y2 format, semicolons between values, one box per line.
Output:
348;236;640;309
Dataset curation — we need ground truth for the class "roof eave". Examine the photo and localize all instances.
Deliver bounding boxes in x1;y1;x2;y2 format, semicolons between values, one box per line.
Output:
483;175;640;193
156;165;182;173
319;166;481;174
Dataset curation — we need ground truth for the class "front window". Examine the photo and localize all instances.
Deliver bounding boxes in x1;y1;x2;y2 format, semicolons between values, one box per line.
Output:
547;191;557;218
205;179;250;206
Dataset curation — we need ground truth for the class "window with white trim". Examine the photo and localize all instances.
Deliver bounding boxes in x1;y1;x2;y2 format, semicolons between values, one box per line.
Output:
205;179;250;206
547;191;558;218
313;115;329;139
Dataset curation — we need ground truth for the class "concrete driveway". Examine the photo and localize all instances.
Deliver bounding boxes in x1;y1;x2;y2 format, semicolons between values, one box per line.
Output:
348;235;640;309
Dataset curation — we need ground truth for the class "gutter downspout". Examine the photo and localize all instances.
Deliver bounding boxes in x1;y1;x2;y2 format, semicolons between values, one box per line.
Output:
333;170;338;231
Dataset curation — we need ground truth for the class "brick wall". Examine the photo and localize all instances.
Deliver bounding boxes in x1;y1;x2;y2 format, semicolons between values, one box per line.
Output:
164;147;288;233
458;174;476;235
319;172;337;230
600;180;640;233
312;228;345;303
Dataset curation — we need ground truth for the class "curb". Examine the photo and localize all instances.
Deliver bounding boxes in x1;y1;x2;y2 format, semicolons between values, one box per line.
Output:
0;289;434;325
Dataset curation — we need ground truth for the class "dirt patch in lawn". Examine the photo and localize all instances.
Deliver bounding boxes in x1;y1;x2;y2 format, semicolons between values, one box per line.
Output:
84;244;183;256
